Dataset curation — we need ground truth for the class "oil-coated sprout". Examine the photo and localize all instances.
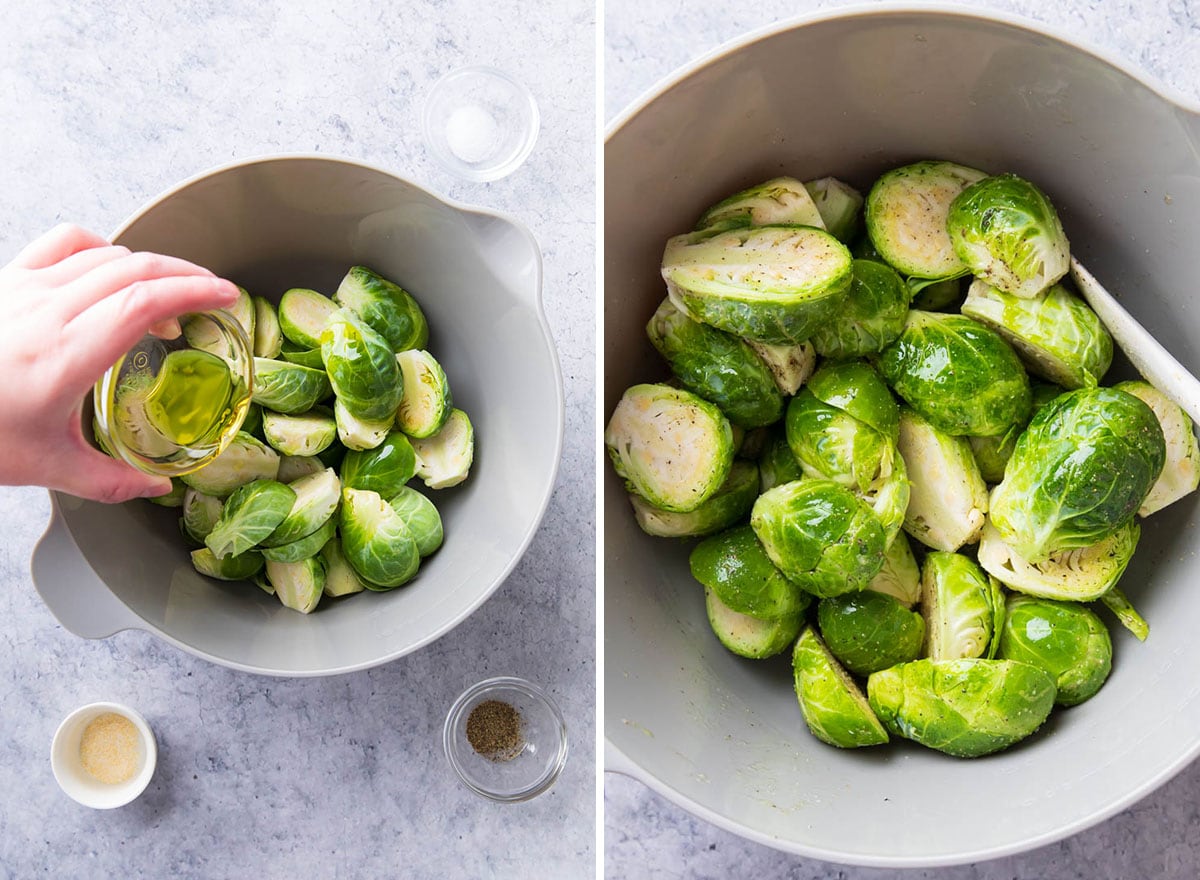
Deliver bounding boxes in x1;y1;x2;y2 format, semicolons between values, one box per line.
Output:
804;177;864;243
909;276;963;312
630;460;759;538
695;176;826;233
204;479;295;560
689;524;809;619
744;339;816;396
792;627;889;748
817;591;925;677
394;349;453;439
1114;380;1200;516
806;360;900;442
704;587;804;660
334;265;429;353
865;531;922;608
998;595;1112;706
809;259;910;359
897;408;989;551
757;427;804;493
921;551;1005;661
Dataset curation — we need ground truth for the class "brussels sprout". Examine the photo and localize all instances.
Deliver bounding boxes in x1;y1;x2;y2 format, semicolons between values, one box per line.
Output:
818;592;925;677
744;339;815;396
412;408;475;490
758;428;804;493
204;479;296;559
947;173;1070;299
191;547;264;581
689;524;809;619
321;536;367;598
661;225;853;345
786;390;890;494
228;286;255;340
998;596;1112;706
278;287;338;349
630;461;758;538
1114;381;1200;516
751;479;886;597
262;467;341;547
265;556;325;614
334;266;429;353
276;454;325;484
146;478;187;508
878;311;1031;437
867;658;1057;758
1098;587;1149;642
262;409;337;457
968;431;1019;485
388;486;444;557
792;627;889;748
809;260;910;359
240;403;264;440
646;298;784;429
806;360;900;441
989;388;1165;561
704;587;803;659
259;514;338;564
977;519;1139;602
804;177;864;243
605;384;733;513
181;488;224;543
251;358;331;415
334;398;392;451
922;552;1005;661
695;176;826;232
320;309;404;421
252;296;283;359
866;531;921;608
339;488;421;588
279;348;326;370
961;280;1112;389
1031;380;1065;413
393;349;453;439
909;276;963;312
179;432;280;497
340;431;417;496
897;408;988;551
864;161;987;279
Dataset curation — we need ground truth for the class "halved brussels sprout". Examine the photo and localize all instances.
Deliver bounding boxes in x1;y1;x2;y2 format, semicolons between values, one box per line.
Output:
252;296;283;359
1114;381;1200;516
961;280;1112;388
661;225;853;345
689;524;808;619
320;309;404;421
265;556;325;614
704;587;803;660
394;349;454;438
340;431;418;496
179;432;280;497
227;286;255;340
696;176;826;232
321;536;367;598
751;479;886;597
809;260;910;359
792;627;889;748
191;547;264;582
388;486;444;557
879;311;1031;437
922;551;1005;661
898;408;988;551
806;360;900;442
989;387;1165;561
261;467;340;547
146;478;186;508
262;409;337;457
947;173;1070;298
864;160;987;279
998;595;1111;706
1098;586;1149;642
866;531;921;608
817;592;925;677
276;454;325;484
181;488;224;543
804;177;863;243
259;514;337;564
334;398;392;451
977;519;1139;602
630;461;758;538
339;488;420;588
251;358;331;415
334;266;429;353
605;384;733;513
786;390;890;494
744;339;815;396
646;298;783;429
758;428;804;493
412;408;475;489
278;287;338;350
867;658;1057;757
204;479;296;559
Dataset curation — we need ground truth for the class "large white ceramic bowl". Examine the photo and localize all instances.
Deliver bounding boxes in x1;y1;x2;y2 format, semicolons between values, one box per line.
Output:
32;155;563;676
605;5;1200;867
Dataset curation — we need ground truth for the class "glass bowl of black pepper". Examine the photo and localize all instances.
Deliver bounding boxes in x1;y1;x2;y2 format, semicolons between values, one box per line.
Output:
443;676;568;802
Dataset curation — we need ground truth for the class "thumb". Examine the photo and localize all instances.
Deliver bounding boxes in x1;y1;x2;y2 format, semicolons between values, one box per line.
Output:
56;447;173;504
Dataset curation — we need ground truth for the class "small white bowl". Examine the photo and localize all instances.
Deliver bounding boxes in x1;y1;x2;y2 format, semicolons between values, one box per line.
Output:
51;702;157;809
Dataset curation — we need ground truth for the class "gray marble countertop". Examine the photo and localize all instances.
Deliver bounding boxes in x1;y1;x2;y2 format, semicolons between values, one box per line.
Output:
604;0;1200;877
0;1;594;877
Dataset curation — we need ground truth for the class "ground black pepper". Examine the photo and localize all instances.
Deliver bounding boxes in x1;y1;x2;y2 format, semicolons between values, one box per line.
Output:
465;699;524;761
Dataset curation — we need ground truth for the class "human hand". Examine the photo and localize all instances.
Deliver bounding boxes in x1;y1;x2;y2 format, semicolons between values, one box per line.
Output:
0;223;240;502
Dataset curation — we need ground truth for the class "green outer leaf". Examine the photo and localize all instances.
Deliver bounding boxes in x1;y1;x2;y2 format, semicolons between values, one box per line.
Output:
260;515;338;564
809;260;910;360
388;486;444;557
191;547;264;581
339;488;421;588
278;288;338;349
998;595;1112;706
204;479;296;559
704;587;803;660
251;358;331;414
262;467;341;547
334;266;429;353
630;461;759;538
689;524;808;618
805;359;900;442
179;432;280;497
340;431;418;496
817;592;925;677
394;349;453;438
785;391;888;494
1098;586;1149;641
792;627;889;748
320;310;404;421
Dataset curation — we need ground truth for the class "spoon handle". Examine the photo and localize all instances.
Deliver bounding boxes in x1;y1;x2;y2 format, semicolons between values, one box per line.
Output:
1070;258;1200;424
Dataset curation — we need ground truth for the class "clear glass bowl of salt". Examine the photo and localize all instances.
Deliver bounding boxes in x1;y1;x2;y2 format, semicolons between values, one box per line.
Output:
423;66;540;182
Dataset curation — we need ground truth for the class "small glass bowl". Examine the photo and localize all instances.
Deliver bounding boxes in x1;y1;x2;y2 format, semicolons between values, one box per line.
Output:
92;309;253;477
444;676;567;802
422;66;540;182
51;701;157;809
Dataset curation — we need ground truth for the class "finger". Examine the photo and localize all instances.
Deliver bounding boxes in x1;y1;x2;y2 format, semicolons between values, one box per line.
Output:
54;250;219;320
52;446;173;504
148;318;182;340
34;244;131;286
61;275;240;385
7;223;110;271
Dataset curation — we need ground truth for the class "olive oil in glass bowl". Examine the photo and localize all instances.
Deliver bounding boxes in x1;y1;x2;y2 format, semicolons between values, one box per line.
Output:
92;310;253;476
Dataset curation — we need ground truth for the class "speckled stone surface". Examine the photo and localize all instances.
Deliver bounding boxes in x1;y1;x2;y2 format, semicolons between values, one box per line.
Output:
604;1;1200;877
0;2;594;877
